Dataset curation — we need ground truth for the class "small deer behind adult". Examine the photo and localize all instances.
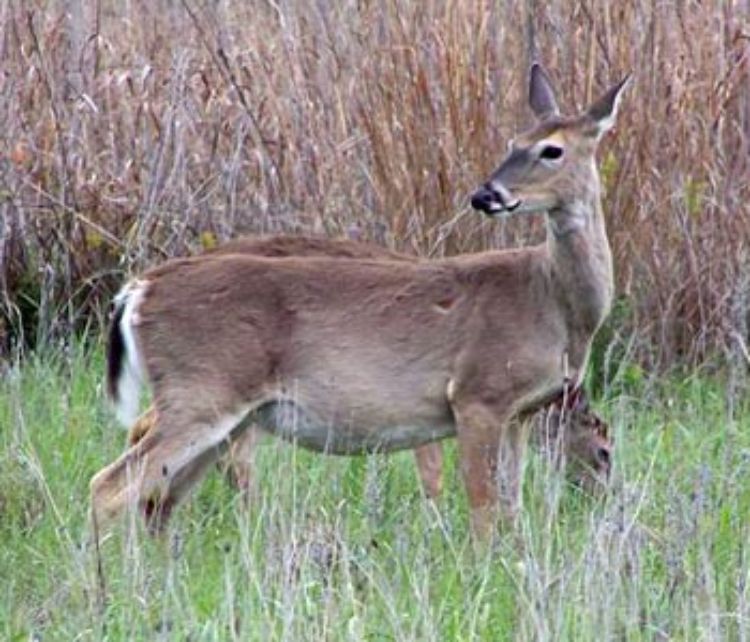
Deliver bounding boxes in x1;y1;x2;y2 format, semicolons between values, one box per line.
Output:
91;63;628;539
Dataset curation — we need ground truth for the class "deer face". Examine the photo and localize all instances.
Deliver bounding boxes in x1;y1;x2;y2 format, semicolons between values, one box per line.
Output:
561;411;612;494
471;64;629;217
537;388;613;495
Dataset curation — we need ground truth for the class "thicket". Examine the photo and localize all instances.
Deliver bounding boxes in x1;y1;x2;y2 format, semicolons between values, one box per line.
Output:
1;1;749;372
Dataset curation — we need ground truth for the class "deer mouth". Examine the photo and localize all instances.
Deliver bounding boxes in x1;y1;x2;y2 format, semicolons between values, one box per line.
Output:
470;184;522;215
568;462;611;497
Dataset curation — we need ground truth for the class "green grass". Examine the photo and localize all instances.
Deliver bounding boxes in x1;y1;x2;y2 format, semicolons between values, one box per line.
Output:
1;349;749;641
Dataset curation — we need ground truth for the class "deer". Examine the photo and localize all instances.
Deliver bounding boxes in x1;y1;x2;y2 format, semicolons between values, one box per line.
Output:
124;235;613;498
91;63;628;539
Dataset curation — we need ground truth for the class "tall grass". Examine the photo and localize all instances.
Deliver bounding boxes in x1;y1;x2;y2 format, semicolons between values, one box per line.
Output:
2;348;749;640
1;1;748;368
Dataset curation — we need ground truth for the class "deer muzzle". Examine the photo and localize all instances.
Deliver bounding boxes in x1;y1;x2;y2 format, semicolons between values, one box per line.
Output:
470;183;521;215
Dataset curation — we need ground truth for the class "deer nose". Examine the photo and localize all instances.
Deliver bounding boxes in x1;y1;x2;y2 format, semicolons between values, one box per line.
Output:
471;186;499;213
470;184;521;215
596;446;611;470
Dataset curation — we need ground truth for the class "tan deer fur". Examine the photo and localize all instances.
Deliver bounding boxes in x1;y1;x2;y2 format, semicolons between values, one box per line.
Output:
91;63;628;538
124;235;611;499
118;236;445;497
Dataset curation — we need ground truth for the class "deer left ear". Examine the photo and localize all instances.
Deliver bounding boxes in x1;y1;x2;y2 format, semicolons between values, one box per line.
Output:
570;386;589;413
585;73;631;138
529;63;560;121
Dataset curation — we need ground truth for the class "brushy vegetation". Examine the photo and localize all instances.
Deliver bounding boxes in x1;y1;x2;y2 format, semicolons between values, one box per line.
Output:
1;348;749;640
1;0;749;367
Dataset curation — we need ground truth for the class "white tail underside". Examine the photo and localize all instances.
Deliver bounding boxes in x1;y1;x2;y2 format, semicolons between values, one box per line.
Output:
113;280;148;427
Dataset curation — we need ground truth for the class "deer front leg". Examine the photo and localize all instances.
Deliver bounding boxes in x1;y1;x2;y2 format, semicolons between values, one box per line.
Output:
413;443;444;499
496;417;530;529
452;403;527;540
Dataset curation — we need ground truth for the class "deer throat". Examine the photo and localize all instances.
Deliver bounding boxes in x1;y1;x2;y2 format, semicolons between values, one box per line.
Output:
547;199;614;362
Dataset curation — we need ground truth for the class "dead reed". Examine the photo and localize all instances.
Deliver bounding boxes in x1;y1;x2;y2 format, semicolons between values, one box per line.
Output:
0;0;748;372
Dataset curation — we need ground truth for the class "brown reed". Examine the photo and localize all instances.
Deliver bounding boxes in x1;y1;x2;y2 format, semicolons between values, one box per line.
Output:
0;1;748;373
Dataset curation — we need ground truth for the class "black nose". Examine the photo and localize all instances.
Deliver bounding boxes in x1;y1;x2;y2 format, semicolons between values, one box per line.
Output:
470;184;521;214
470;186;499;214
597;447;611;466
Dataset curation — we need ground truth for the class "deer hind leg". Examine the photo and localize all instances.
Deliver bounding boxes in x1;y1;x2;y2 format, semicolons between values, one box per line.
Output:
452;402;527;540
91;404;250;533
127;405;259;497
127;406;158;446
413;443;444;499
221;424;260;496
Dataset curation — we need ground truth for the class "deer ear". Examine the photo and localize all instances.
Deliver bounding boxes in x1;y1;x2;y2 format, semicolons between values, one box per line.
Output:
596;419;610;440
570;387;589;413
585;73;631;138
529;63;560;120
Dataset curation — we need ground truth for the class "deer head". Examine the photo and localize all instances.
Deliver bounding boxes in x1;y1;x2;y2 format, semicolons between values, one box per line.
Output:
471;63;630;219
538;386;613;494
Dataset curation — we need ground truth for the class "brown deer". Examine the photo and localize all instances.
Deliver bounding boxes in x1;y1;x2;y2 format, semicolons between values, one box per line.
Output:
91;63;628;538
125;235;612;498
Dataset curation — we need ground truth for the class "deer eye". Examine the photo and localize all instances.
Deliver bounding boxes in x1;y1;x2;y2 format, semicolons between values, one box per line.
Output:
539;145;564;161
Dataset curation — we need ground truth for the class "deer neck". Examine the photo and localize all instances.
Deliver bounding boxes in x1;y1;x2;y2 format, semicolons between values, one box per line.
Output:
546;184;614;349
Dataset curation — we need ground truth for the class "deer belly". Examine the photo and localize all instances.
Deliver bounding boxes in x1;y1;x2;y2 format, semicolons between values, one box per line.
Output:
251;399;455;455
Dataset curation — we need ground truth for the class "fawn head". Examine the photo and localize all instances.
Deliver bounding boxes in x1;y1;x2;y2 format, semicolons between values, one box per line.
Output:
540;386;613;494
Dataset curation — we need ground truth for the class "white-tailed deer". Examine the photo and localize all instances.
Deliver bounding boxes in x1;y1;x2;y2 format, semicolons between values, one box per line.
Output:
92;63;628;538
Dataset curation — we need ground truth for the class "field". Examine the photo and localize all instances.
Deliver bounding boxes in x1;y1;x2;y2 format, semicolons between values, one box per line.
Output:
2;0;750;640
1;348;749;640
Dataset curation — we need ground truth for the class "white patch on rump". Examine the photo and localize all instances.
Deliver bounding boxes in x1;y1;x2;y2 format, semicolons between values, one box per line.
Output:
446;378;457;403
113;279;149;427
